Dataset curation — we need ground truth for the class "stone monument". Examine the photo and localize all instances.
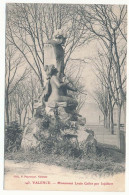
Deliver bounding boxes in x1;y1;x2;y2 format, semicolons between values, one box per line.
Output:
21;29;97;155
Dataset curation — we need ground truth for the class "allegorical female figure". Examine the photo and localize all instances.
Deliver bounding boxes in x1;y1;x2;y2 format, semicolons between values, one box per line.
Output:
43;65;78;110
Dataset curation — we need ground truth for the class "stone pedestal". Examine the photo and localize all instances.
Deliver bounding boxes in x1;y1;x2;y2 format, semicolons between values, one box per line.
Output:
21;102;97;155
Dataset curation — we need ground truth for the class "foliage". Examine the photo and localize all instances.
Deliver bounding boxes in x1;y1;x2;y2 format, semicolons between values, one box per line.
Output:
40;116;79;156
53;139;82;158
5;121;23;152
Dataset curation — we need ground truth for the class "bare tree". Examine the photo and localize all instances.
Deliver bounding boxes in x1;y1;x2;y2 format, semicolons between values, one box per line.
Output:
6;4;45;87
5;43;28;125
9;73;42;127
94;85;109;128
26;74;42;118
65;59;87;112
6;4;93;87
92;50;114;133
78;4;127;106
77;4;127;148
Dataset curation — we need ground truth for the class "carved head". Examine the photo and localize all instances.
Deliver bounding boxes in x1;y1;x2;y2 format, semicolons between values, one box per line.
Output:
44;64;55;78
51;66;58;76
44;65;58;77
53;29;67;45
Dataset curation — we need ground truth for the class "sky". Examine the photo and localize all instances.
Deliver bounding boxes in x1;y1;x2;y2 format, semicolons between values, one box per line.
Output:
71;40;99;102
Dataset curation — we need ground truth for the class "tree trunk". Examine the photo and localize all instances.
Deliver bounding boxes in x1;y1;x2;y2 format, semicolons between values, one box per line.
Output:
108;94;114;134
5;103;9;125
32;100;34;117
5;92;9;125
18;113;22;126
104;114;108;128
23;107;28;127
15;108;17;121
123;101;126;131
110;108;114;134
116;104;121;149
10;101;12;122
31;88;34;117
108;110;110;131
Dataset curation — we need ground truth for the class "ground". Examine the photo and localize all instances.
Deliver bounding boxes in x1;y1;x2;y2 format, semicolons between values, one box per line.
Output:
5;126;125;177
4;157;125;191
87;125;119;147
4;125;125;191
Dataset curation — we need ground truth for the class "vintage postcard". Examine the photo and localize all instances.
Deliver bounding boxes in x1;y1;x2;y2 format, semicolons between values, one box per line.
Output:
4;1;127;191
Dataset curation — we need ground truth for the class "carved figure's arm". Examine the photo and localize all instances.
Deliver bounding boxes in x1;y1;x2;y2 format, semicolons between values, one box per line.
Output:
53;76;68;88
66;85;77;92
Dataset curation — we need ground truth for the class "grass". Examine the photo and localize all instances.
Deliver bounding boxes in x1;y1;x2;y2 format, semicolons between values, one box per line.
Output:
5;142;125;176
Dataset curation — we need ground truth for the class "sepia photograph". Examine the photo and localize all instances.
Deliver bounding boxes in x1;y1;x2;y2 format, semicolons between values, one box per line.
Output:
3;1;127;191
